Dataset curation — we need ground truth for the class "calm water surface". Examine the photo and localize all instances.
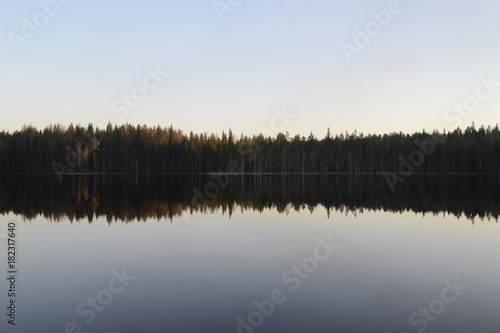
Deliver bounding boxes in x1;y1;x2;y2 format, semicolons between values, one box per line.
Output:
0;176;499;333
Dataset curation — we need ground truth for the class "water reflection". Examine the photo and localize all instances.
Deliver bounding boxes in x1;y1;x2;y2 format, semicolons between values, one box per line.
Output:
1;175;499;222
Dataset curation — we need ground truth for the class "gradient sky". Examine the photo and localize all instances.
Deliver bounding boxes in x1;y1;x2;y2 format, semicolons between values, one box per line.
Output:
1;0;499;137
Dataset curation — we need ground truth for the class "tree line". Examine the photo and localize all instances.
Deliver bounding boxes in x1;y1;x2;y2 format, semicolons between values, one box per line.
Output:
0;123;499;175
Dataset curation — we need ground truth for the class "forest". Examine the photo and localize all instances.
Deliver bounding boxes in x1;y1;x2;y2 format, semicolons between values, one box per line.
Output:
0;123;499;175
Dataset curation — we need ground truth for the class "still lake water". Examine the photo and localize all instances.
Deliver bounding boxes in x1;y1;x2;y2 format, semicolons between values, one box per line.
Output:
0;175;499;333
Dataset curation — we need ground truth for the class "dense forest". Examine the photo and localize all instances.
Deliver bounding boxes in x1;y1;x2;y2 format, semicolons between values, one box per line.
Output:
0;123;499;175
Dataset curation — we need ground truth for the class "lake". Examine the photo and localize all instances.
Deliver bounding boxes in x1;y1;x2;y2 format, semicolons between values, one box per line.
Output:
0;175;499;333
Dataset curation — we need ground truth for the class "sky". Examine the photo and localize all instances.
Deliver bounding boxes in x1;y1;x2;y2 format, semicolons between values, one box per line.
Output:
0;0;499;137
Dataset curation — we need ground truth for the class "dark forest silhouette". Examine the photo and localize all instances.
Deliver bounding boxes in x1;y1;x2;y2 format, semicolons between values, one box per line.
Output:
1;175;498;223
1;123;500;175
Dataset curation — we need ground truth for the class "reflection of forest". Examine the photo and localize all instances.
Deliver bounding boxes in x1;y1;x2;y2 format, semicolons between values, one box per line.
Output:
1;175;499;223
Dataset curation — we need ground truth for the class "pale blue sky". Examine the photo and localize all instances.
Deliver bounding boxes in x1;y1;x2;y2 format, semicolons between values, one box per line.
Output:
1;0;499;137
